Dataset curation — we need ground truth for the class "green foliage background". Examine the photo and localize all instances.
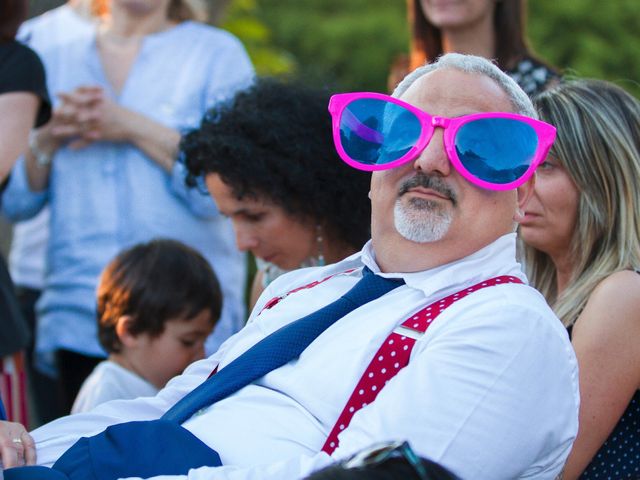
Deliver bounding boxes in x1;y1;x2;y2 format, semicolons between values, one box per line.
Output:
257;0;408;91
224;0;640;98
528;0;640;98
26;0;640;97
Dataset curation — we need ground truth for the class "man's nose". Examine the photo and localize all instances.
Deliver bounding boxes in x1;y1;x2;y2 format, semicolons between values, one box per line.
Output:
412;127;452;177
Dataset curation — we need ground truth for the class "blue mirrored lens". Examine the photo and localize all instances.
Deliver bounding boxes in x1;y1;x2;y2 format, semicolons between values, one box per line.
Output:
455;118;538;184
339;98;422;165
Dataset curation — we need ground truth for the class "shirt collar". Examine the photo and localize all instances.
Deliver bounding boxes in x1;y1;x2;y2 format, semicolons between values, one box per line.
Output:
357;233;527;299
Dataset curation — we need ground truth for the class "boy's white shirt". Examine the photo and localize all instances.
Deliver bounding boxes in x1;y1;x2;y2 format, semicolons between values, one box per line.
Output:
71;360;158;414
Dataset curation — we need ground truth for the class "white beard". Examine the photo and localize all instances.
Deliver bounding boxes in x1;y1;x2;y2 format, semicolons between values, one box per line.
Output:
394;196;452;243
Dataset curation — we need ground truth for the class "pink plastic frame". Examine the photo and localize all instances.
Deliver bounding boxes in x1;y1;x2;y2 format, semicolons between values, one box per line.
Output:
328;92;557;191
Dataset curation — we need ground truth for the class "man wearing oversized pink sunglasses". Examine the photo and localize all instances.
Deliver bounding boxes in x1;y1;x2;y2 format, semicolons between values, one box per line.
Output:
0;53;578;480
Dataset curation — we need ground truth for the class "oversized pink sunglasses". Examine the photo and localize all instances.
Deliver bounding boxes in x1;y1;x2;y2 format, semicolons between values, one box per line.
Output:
328;92;556;191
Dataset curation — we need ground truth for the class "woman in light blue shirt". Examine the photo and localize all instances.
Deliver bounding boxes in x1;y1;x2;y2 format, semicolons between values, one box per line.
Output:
1;0;254;413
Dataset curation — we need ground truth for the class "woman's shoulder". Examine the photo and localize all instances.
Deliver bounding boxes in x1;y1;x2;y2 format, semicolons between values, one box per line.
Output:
0;41;46;88
0;41;43;72
0;41;50;124
592;269;640;301
573;269;640;340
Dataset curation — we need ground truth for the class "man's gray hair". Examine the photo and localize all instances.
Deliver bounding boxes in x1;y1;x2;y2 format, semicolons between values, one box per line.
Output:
392;53;537;118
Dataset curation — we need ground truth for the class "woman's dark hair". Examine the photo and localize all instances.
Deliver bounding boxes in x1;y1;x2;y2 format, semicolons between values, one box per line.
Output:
97;239;222;353
408;0;528;70
182;77;371;252
305;456;459;480
0;0;27;42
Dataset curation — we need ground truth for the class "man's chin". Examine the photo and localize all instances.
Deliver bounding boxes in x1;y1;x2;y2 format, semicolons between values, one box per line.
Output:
396;230;444;244
393;204;451;243
393;220;450;244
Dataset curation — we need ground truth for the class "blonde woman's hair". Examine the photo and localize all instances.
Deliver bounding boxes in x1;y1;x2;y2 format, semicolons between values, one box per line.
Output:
167;0;208;22
522;79;640;326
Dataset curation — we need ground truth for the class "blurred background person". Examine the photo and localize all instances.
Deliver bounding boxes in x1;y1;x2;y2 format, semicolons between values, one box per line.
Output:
520;79;640;479
393;0;558;96
73;239;221;413
5;0;100;426
1;0;253;416
0;0;51;426
182;78;371;308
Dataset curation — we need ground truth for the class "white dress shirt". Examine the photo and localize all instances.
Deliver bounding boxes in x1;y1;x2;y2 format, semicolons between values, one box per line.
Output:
31;233;579;479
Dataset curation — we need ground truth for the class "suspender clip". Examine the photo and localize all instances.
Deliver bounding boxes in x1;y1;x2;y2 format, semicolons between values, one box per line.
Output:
392;325;424;340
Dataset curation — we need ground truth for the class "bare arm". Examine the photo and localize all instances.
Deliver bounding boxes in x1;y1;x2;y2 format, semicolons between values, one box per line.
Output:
33;87;215;218
562;270;640;479
22;91;94;192
23;124;59;192
60;87;180;173
117;107;180;172
0;92;39;182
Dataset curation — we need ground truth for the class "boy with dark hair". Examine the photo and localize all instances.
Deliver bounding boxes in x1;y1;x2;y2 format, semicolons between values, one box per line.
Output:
71;239;222;413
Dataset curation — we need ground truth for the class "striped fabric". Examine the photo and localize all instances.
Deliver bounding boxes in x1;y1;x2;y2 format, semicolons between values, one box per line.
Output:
0;351;29;425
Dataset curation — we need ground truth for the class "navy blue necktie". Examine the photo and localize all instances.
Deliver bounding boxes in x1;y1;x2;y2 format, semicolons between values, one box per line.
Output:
162;266;404;424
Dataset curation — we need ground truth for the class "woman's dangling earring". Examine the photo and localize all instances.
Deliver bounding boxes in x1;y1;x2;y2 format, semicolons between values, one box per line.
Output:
316;224;325;266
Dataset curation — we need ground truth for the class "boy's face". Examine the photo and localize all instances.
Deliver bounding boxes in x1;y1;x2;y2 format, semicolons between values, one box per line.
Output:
131;310;214;389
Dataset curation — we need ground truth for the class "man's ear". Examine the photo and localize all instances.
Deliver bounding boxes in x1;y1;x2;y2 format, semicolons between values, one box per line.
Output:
513;175;535;223
115;315;139;347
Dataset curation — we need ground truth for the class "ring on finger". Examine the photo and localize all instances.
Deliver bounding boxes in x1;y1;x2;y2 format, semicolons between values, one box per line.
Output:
12;437;23;445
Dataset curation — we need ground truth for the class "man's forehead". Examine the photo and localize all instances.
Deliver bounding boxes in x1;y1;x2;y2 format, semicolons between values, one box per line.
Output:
399;68;515;116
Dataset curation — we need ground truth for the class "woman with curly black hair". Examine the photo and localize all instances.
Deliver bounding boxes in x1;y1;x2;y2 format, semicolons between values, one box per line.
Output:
182;78;371;307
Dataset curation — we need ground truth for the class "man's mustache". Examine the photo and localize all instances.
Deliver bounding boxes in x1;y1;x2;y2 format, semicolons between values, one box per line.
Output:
398;174;457;206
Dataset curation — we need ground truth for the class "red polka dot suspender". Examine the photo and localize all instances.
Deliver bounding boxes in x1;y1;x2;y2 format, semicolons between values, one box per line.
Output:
320;274;523;455
240;269;522;453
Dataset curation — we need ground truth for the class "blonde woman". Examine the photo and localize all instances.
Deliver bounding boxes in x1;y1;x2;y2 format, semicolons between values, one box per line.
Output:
1;0;253;413
520;79;640;479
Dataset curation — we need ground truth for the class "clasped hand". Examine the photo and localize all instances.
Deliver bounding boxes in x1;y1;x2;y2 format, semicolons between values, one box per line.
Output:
36;85;128;153
0;420;36;468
